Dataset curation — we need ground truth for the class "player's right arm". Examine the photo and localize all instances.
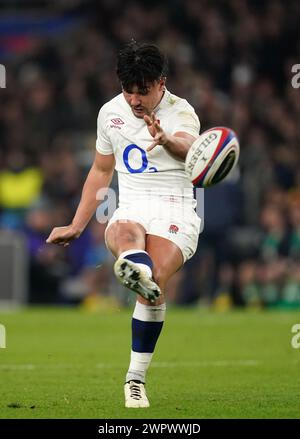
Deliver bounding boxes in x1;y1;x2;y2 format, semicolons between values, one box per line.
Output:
46;151;115;246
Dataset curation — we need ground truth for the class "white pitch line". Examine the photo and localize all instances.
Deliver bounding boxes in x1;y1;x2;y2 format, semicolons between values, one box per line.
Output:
96;360;260;368
0;360;260;371
0;364;36;370
152;360;260;367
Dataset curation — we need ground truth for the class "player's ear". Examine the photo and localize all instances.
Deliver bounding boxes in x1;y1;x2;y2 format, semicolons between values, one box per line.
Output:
158;77;166;90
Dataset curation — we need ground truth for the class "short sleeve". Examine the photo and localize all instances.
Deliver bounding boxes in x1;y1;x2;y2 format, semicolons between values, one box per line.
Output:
171;106;200;137
95;107;113;155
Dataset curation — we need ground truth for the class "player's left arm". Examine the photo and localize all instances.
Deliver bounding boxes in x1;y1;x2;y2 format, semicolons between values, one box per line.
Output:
145;112;198;161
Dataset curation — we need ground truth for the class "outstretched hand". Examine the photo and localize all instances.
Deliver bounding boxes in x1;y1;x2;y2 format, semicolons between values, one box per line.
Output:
144;112;169;152
46;225;81;247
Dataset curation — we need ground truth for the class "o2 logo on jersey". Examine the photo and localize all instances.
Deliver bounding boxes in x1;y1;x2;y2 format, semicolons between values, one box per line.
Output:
123;144;157;173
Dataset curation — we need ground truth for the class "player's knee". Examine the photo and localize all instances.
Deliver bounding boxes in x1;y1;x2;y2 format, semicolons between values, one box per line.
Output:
120;230;139;245
120;227;144;249
107;222;144;254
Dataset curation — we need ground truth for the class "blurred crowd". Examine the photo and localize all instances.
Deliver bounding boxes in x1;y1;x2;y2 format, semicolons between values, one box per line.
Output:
0;0;300;308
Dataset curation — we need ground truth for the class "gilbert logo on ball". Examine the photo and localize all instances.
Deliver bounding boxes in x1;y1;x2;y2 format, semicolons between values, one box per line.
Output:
185;127;240;188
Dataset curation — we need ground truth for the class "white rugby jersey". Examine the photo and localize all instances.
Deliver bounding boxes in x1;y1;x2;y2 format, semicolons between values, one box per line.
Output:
96;89;200;205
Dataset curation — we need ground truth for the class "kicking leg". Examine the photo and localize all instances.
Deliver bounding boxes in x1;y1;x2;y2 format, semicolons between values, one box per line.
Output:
106;220;161;302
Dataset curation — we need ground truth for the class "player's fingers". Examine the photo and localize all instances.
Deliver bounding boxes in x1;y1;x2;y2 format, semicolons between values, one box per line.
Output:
147;141;158;152
152;112;160;124
48;234;68;245
46;230;56;243
143;115;152;125
147;145;156;152
154;121;162;132
51;238;64;245
46;236;56;244
57;239;70;246
147;132;163;150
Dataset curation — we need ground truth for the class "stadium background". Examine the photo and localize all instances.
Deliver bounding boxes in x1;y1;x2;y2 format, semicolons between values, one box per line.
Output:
1;0;300;309
1;0;300;421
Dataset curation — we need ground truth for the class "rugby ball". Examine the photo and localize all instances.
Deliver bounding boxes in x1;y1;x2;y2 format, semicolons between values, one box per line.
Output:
185;127;239;188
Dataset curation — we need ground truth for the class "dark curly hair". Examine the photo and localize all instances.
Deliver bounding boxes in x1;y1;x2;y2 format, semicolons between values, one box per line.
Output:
116;40;168;94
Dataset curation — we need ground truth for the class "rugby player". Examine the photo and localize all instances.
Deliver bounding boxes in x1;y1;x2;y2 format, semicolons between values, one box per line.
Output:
46;41;201;408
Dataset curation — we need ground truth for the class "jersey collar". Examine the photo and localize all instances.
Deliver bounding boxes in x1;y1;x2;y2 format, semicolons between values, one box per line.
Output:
153;88;170;113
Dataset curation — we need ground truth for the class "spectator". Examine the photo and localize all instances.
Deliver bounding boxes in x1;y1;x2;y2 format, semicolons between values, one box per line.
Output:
0;149;43;229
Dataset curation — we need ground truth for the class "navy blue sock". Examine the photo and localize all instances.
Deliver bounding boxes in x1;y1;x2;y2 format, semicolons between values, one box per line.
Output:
119;249;153;278
126;301;166;383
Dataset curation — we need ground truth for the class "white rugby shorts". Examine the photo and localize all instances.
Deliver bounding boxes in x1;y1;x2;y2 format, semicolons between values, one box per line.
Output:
105;195;202;263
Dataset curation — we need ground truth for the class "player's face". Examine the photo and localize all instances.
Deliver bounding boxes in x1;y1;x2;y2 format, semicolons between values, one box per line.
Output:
122;79;166;118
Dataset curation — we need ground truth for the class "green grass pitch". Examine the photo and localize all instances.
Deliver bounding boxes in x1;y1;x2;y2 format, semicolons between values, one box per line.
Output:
0;306;299;418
